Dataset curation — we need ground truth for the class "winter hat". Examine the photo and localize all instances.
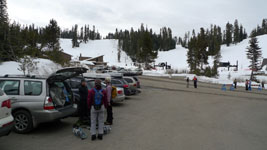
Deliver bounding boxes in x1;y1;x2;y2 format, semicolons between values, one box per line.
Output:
105;77;111;83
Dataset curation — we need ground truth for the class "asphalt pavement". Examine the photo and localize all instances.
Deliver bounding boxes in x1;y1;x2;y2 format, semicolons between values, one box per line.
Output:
1;76;267;150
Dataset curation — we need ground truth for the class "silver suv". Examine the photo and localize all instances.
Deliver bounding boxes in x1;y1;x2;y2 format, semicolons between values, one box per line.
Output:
0;67;87;134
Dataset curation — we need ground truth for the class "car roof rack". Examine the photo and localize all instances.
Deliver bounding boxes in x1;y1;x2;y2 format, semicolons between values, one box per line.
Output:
107;72;123;78
83;73;111;79
1;74;47;79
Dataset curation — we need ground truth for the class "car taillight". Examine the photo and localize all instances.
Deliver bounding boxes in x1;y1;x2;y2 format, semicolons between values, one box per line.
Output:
44;97;55;110
134;84;137;87
123;84;129;88
118;90;123;94
1;99;11;108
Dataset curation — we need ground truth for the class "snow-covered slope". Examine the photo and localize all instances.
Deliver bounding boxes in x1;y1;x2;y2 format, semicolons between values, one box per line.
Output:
155;35;267;71
221;35;267;70
60;39;133;67
155;45;188;70
146;35;267;85
0;59;62;76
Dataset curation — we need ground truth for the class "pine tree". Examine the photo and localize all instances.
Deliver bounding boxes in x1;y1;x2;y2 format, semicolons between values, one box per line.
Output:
233;19;240;43
72;24;79;48
0;0;12;61
246;37;262;80
225;22;233;46
43;19;66;65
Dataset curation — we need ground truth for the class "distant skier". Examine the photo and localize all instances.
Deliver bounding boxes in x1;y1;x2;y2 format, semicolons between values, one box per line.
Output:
248;80;252;91
233;79;237;89
186;77;190;88
193;76;198;88
245;80;249;91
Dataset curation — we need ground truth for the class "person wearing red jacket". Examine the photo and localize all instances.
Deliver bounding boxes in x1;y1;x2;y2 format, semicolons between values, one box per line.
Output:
88;79;108;141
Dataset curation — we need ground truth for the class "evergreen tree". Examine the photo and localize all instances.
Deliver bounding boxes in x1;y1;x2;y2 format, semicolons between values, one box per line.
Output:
225;22;233;46
72;24;79;48
0;0;13;61
246;37;262;80
233;19;240;43
43;19;65;65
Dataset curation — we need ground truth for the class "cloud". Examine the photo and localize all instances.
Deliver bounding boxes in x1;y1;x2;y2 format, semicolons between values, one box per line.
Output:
7;0;267;37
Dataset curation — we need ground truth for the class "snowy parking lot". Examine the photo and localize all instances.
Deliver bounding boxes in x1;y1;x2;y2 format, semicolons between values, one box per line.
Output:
1;77;267;150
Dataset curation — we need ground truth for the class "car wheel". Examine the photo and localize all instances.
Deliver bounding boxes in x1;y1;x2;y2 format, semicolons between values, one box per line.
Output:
13;110;33;134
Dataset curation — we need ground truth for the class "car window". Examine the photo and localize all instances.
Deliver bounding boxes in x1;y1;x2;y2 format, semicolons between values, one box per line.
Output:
24;81;42;96
133;77;138;81
70;80;81;89
0;80;20;95
87;81;95;89
124;78;133;83
121;79;129;84
111;80;122;85
0;88;4;96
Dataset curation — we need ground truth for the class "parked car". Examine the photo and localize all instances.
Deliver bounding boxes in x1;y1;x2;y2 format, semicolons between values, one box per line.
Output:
132;76;141;88
123;76;137;95
66;76;85;103
83;73;111;81
0;67;87;133
109;73;132;96
134;68;143;76
86;79;125;103
0;89;14;137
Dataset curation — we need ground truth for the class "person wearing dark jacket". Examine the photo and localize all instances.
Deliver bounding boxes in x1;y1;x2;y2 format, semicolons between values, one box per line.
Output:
233;79;237;89
88;79;108;141
193;76;198;88
78;79;88;124
186;77;189;88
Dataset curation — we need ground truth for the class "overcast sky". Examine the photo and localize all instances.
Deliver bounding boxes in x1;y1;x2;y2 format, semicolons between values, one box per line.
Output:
7;0;267;37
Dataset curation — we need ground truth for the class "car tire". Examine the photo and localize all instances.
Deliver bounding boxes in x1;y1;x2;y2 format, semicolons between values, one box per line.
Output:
13;110;33;134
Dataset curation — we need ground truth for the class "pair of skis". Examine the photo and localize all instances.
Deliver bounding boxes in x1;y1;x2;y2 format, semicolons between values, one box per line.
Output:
73;125;112;140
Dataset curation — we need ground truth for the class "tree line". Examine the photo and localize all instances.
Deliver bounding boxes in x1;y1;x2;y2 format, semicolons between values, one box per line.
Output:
61;24;101;48
106;24;176;64
0;0;101;65
0;0;66;64
250;19;267;37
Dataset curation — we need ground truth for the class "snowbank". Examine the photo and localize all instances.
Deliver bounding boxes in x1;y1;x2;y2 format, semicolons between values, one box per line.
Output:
0;58;62;76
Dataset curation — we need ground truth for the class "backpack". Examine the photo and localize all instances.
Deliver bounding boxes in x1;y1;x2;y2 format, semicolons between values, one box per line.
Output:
111;86;117;99
93;88;103;110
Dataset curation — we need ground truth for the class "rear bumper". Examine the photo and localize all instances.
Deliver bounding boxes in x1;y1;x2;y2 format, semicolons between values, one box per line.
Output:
124;88;131;96
33;106;77;124
113;95;125;102
0;116;14;137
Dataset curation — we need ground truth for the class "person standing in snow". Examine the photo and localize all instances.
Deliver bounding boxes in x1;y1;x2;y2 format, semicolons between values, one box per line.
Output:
262;81;265;89
233;79;237;89
105;77;113;125
186;77;190;88
193;76;198;88
88;79;108;141
245;80;249;91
